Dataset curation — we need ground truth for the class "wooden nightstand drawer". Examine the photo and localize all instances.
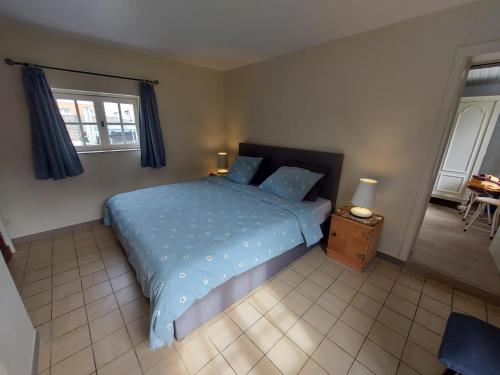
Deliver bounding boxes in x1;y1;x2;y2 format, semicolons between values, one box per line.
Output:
326;208;383;272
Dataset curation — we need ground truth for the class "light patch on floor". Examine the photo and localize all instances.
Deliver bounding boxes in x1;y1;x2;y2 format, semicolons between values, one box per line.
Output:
7;222;500;375
411;203;500;297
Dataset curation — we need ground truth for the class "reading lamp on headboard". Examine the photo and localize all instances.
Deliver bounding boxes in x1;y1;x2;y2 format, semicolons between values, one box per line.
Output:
217;152;228;175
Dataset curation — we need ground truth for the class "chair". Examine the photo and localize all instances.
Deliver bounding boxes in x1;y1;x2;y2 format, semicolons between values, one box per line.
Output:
462;190;479;222
464;196;500;239
439;312;500;375
462;175;500;221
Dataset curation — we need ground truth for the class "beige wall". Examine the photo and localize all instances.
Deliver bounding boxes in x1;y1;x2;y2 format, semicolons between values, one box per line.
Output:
225;1;500;258
3;1;500;257
0;20;225;238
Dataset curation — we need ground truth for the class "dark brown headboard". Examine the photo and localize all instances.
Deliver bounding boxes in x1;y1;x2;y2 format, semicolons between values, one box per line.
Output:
239;143;344;209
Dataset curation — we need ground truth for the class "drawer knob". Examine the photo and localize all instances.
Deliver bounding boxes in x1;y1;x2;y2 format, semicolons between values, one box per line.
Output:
330;232;337;238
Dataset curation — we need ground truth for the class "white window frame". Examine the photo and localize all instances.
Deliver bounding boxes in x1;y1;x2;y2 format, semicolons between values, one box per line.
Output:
52;89;140;153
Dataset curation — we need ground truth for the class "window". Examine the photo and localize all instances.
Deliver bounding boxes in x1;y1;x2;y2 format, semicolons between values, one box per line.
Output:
52;89;140;152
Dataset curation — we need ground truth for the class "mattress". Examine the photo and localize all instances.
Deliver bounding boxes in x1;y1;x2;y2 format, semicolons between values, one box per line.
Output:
243;184;331;224
104;176;324;349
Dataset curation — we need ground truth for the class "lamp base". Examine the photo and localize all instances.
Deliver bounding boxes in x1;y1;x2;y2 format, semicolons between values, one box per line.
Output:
350;207;373;218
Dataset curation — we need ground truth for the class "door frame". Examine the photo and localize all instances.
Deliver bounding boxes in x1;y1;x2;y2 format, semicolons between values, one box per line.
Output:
399;40;500;261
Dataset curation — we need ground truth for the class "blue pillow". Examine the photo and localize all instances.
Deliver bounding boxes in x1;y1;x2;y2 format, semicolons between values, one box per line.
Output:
226;156;263;185
259;166;324;201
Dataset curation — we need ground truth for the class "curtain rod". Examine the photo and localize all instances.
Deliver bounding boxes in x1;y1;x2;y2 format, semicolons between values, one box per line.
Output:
4;58;159;85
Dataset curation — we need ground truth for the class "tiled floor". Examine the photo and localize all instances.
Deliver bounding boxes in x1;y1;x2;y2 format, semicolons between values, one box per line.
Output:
7;223;500;375
411;203;500;297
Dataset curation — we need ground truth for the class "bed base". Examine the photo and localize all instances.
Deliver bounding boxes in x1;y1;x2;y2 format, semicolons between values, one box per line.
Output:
173;242;314;340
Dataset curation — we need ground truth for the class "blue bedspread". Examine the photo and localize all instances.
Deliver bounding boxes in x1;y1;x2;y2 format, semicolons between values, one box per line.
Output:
104;176;323;349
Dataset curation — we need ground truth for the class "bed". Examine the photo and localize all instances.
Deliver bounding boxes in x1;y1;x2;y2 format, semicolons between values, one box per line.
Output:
104;143;343;349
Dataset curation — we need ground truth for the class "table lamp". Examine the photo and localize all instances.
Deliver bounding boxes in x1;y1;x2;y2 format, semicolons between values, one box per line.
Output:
217;152;228;175
351;178;378;218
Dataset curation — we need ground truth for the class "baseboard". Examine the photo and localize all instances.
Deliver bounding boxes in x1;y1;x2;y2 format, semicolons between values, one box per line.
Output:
12;219;102;245
376;251;405;266
429;197;460;209
406;261;500;305
377;250;500;304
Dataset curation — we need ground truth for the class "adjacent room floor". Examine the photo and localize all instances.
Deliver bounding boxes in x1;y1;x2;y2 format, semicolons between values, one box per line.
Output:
410;203;500;298
7;224;500;375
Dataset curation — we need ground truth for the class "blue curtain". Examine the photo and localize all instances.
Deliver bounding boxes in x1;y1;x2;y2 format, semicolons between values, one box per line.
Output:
139;81;166;168
22;66;83;180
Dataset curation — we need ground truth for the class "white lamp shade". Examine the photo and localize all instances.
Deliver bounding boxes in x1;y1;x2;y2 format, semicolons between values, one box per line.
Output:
217;152;227;175
217;152;228;170
352;178;377;209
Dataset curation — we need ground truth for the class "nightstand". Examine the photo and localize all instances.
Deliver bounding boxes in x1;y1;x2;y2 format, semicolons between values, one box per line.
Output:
326;206;383;272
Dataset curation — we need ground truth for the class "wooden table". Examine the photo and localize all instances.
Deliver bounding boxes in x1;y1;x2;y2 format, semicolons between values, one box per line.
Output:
467;175;500;197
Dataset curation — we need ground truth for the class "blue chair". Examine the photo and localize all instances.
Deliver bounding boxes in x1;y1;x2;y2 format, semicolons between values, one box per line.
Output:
438;312;500;375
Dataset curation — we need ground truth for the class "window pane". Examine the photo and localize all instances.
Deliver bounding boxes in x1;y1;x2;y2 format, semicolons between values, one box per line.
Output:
104;102;121;123
120;103;136;123
77;100;96;123
66;124;83;146
57;99;78;122
82;124;100;146
123;124;138;144
108;125;124;144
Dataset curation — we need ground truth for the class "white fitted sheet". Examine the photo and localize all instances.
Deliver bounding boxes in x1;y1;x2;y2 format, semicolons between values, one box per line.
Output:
305;197;332;224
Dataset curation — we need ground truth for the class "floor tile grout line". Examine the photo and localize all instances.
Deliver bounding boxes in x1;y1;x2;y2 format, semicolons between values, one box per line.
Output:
284;258;359;374
397;273;452;374
50;343;93;371
115;290;144;374
46;229;96;372
18;227;497;375
51;291;85;320
339;260;388;375
195;333;241;375
49;323;90;367
359;261;427;372
406;321;442;354
97;235;150;373
315;288;364;372
224;292;297;373
52;282;83;303
50;239;88;370
75;247;332;371
218;254;332;375
78;233;118;371
388;266;415;375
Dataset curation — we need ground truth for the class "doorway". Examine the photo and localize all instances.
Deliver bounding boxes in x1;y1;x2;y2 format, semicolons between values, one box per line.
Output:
409;64;500;298
431;96;500;203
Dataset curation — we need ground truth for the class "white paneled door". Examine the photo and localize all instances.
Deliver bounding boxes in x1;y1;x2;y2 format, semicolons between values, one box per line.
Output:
432;97;500;202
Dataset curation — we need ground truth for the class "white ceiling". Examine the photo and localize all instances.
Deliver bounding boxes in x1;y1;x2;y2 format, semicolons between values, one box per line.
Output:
0;0;475;71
